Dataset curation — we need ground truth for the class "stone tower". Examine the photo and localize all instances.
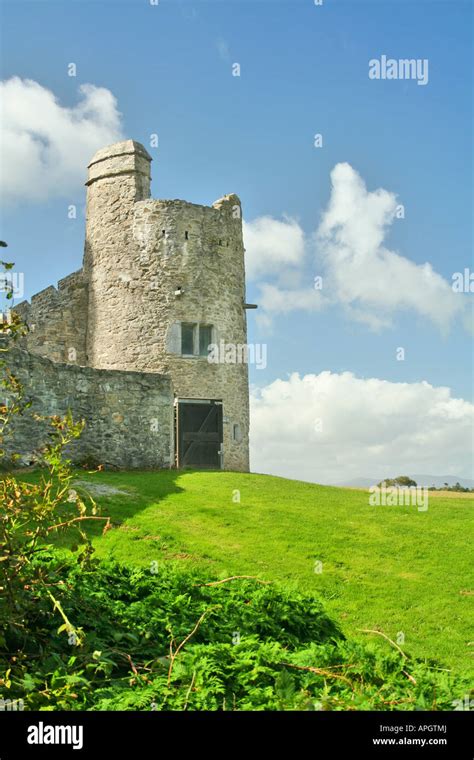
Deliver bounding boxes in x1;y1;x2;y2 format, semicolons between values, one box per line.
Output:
83;140;250;471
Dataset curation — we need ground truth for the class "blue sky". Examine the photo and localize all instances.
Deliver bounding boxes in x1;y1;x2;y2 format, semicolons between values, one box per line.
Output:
1;0;472;482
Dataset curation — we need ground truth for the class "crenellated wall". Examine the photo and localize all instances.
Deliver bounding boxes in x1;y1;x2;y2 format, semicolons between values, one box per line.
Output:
14;270;88;365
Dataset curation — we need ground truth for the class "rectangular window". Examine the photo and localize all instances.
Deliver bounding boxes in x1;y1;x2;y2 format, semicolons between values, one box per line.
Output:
232;423;242;443
199;325;213;356
181;323;196;355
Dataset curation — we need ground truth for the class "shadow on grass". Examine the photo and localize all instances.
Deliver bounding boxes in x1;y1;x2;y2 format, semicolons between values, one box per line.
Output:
77;468;193;544
8;466;189;548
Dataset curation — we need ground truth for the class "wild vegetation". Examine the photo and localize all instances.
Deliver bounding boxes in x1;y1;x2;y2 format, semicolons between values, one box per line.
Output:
1;556;469;711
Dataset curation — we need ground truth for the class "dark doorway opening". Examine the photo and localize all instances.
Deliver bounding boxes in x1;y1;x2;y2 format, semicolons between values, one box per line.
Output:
176;399;223;469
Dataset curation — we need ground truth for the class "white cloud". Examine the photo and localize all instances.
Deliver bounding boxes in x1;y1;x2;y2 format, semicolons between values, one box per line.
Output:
255;282;325;330
0;77;123;203
316;162;466;331
244;215;305;280
243;163;468;332
244;215;313;326
250;372;474;484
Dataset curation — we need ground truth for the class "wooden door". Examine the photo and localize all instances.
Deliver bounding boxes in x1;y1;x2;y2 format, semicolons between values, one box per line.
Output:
177;400;223;469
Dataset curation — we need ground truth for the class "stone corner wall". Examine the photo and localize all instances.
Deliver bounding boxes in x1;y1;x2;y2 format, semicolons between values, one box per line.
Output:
13;269;89;366
3;346;174;470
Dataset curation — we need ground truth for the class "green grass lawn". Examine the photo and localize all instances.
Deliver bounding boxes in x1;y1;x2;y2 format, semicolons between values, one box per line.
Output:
54;469;474;677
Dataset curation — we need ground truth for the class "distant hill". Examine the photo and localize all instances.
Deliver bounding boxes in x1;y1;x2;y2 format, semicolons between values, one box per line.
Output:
338;474;474;489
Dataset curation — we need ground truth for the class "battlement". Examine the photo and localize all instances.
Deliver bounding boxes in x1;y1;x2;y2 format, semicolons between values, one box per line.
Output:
212;193;241;211
58;269;86;290
13;269;88;365
136;194;241;215
14;269;86;309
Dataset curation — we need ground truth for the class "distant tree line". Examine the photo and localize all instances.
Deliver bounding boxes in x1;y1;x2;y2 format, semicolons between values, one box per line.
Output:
377;475;473;493
428;481;474;493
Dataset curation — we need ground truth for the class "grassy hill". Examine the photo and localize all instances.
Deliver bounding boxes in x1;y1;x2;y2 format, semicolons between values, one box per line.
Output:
58;469;473;676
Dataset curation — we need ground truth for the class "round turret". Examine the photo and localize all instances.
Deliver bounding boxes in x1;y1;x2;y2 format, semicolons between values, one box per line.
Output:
83;140;249;471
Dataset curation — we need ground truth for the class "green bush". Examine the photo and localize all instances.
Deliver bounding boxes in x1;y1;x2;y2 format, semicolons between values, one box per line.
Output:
1;556;469;711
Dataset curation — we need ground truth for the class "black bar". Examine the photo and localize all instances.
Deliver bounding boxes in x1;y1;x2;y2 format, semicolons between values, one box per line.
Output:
0;710;472;758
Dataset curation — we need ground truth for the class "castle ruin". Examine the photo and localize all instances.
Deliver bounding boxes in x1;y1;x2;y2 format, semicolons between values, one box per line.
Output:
9;140;251;471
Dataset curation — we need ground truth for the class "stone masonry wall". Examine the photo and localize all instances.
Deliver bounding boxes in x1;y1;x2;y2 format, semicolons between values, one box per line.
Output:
14;270;88;365
4;346;174;469
134;197;249;471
